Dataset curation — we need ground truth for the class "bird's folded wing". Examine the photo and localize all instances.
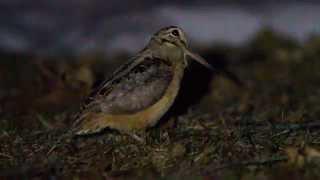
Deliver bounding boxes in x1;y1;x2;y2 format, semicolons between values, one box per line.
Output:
74;55;174;127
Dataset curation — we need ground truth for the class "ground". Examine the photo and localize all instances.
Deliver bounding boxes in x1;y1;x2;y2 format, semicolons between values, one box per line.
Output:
1;29;320;179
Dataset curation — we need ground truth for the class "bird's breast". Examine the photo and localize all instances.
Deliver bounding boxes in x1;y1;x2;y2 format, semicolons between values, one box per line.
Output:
103;64;185;131
141;64;184;127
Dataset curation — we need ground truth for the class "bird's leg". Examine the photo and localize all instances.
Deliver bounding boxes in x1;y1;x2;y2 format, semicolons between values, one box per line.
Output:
125;131;146;144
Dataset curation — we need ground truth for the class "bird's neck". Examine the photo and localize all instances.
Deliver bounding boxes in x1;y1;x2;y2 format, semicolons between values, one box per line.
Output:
148;39;186;69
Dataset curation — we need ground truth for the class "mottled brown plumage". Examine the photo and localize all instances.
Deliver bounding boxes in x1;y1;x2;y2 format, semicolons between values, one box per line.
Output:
86;58;172;114
72;26;213;139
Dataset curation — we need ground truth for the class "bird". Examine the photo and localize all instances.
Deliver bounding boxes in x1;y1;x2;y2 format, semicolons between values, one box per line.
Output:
70;26;216;142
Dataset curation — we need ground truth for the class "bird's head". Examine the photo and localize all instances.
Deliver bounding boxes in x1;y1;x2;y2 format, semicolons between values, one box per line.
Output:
152;26;213;69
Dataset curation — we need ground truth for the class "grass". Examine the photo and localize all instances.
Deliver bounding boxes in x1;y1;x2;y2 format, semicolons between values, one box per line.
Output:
1;28;320;179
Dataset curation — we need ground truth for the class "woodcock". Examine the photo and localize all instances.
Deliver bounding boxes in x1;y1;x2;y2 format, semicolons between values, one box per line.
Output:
72;26;217;141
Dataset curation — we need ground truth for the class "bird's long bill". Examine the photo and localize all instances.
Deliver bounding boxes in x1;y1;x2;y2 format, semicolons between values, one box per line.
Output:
184;48;213;70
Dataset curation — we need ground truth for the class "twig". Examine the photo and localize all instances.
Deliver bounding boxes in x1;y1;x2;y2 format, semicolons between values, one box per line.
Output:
271;129;291;138
274;122;320;131
213;156;288;171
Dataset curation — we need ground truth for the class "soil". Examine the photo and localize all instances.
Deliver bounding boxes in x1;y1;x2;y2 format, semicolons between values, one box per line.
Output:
1;29;320;179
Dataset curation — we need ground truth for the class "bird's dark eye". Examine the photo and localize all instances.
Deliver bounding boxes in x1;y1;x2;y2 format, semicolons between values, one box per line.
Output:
171;30;180;36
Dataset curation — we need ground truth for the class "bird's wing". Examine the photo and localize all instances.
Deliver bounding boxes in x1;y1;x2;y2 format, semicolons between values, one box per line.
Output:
73;53;173;128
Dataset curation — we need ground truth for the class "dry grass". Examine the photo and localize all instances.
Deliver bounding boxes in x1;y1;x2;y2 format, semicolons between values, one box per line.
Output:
1;29;320;179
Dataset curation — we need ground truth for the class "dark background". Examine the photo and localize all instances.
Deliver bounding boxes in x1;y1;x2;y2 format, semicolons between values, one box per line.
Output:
1;1;320;179
0;1;319;56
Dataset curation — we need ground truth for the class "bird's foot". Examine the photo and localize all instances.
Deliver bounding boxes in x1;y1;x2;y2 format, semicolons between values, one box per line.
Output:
127;131;146;144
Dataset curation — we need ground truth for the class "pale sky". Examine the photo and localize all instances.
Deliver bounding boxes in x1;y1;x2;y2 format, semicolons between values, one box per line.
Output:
0;2;319;56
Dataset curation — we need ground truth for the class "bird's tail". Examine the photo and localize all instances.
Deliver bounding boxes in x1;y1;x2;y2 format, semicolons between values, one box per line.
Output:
71;112;108;135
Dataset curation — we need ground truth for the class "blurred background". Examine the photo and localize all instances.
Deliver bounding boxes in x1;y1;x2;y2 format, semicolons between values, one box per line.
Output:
2;1;320;179
0;0;320;126
1;1;320;55
1;0;320;125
